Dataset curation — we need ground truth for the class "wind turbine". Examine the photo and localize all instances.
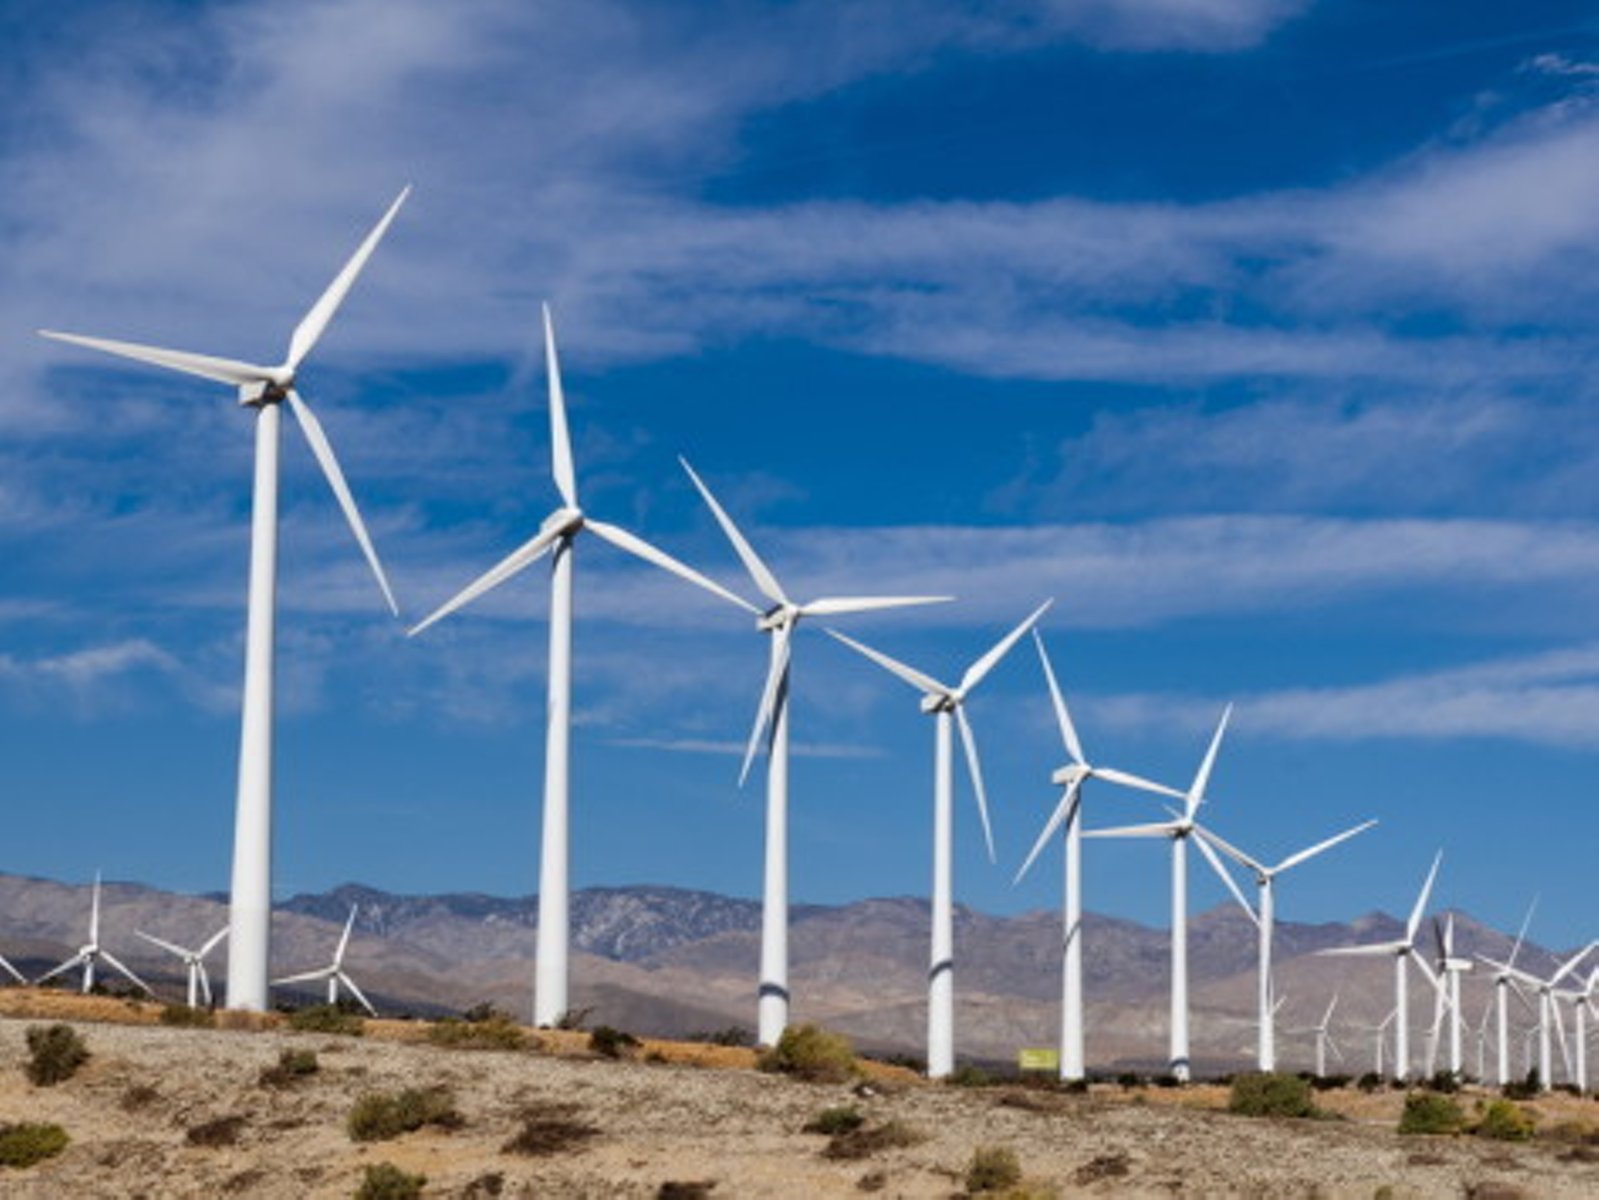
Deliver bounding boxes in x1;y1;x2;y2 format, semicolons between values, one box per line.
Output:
1483;897;1539;1086
1554;967;1599;1093
827;600;1051;1078
1013;631;1183;1081
35;874;151;996
272;906;376;1016
40;190;410;1012
135;926;229;1008
1422;915;1472;1078
681;458;950;1046
1288;994;1343;1078
1479;940;1596;1091
1351;1007;1398;1078
1315;850;1443;1081
408;311;756;1027
1083;705;1235;1082
1196;818;1376;1072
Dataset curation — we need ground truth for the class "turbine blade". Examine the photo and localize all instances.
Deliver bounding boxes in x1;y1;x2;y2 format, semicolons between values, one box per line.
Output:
34;956;82;986
98;950;151;995
1406;849;1444;943
955;706;995;863
90;872;101;946
586;519;758;614
825;628;947;698
272;967;334;986
1323;993;1340;1027
1552;941;1597;986
1013;781;1080;885
1192;823;1265;875
1411;953;1441;991
286;389;399;616
199;926;230;957
801;595;952;616
958;599;1052;695
39;330;271;387
543;304;577;509
0;954;24;984
335;906;358;967
1317;941;1405;958
407;519;564;637
1193;828;1257;925
1185;703;1232;818
134;930;188;959
740;622;792;787
1081;821;1178;839
339;971;378;1017
1090;766;1185;802
286;186;410;370
679;457;787;607
198;963;213;1007
1273;819;1378;875
1033;629;1085;766
1507;894;1539;969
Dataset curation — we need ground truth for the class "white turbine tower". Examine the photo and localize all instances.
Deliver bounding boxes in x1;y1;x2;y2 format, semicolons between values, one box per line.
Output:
135;926;229;1008
1013;631;1182;1081
409;311;756;1027
40;190;410;1012
1483;897;1539;1086
827;600;1051;1078
1351;1007;1398;1078
1083;706;1235;1082
1422;915;1472;1078
1316;851;1443;1081
681;459;950;1047
36;874;151;996
1554;968;1599;1094
1479;940;1596;1091
1288;993;1343;1077
272;906;376;1016
1196;818;1376;1072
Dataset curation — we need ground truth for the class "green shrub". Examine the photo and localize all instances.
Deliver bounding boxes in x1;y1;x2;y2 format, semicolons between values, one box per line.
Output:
427;1014;529;1051
24;1024;89;1086
756;1024;858;1083
0;1123;69;1168
685;1026;754;1048
287;1005;365;1036
589;1025;641;1059
803;1105;864;1135
966;1145;1023;1193
159;1004;215;1028
347;1087;463;1142
1398;1091;1466;1136
259;1048;320;1088
1228;1072;1316;1118
948;1064;999;1088
1475;1099;1535;1141
354;1162;427;1200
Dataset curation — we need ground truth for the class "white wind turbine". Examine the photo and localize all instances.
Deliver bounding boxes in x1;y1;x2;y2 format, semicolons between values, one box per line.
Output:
1316;850;1443;1081
272;905;375;1016
1288;993;1343;1077
409;311;756;1027
1479;940;1596;1091
40;190;410;1012
135;926;229;1009
1554;967;1599;1093
827;600;1051;1078
1083;706;1235;1082
1196;818;1376;1072
1422;915;1472;1078
1013;631;1184;1081
36;874;151;996
1351;1007;1398;1078
1483;897;1539;1086
681;459;950;1047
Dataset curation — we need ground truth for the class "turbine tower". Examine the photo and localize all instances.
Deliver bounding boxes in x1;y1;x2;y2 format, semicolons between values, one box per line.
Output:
40;191;410;1011
681;459;950;1047
1554;968;1599;1093
135;925;229;1008
1479;940;1596;1091
1013;631;1181;1081
409;310;756;1027
1287;994;1342;1078
1483;896;1539;1087
1197;818;1375;1072
1316;850;1444;1081
828;600;1051;1078
1083;706;1234;1082
272;905;376;1015
36;874;152;996
1422;915;1472;1078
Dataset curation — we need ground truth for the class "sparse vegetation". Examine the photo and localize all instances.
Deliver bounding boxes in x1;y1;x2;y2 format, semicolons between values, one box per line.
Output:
25;1024;89;1086
1228;1072;1316;1119
965;1145;1023;1193
0;1122;70;1168
121;1083;160;1112
803;1105;865;1135
428;1013;530;1051
287;1004;365;1036
159;1003;215;1028
589;1025;641;1059
757;1024;859;1083
554;1006;594;1030
353;1162;427;1200
1503;1071;1540;1100
1398;1091;1467;1136
686;1026;753;1048
186;1115;245;1147
1474;1099;1536;1141
347;1087;463;1142
821;1119;924;1161
948;1064;999;1088
1426;1069;1461;1094
501;1110;599;1157
1356;1072;1383;1093
259;1048;320;1088
658;1184;716;1199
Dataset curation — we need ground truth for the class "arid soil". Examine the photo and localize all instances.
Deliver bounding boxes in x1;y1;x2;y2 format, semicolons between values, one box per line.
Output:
0;992;1595;1197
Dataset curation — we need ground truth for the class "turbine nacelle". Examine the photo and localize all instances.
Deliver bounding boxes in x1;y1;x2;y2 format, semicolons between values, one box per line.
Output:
542;506;585;539
756;604;797;633
1050;763;1091;788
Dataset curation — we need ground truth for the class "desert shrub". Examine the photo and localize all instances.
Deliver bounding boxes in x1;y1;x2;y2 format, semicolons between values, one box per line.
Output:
1151;1073;1182;1089
287;1005;364;1036
428;1014;529;1051
0;1123;69;1168
1311;1073;1352;1091
347;1087;462;1142
554;1006;593;1030
461;1002;509;1023
822;1119;924;1161
1399;1091;1466;1136
1475;1099;1536;1141
803;1105;864;1135
1228;1072;1316;1119
159;1003;215;1028
121;1083;160;1112
965;1145;1023;1193
501;1113;599;1157
757;1024;858;1083
1115;1072;1143;1089
354;1162;426;1200
24;1024;89;1086
686;1026;754;1048
1427;1069;1461;1094
589;1025;641;1059
1357;1072;1383;1093
186;1115;245;1147
462;1172;505;1198
658;1183;716;1199
1502;1070;1539;1100
259;1048;319;1088
947;1064;999;1088
1075;1152;1131;1185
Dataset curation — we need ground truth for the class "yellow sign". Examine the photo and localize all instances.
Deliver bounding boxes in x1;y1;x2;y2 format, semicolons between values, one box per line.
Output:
1017;1048;1059;1071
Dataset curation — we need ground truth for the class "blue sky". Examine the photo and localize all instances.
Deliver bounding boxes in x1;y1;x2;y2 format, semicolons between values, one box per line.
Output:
4;0;1599;949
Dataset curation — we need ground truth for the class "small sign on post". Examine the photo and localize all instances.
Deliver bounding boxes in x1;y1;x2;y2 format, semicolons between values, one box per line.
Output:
1017;1048;1060;1073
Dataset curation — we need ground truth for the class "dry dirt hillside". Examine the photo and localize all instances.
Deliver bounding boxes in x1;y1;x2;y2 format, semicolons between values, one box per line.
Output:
0;991;1594;1198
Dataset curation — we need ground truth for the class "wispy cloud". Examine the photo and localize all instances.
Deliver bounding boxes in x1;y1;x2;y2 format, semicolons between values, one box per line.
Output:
0;639;180;713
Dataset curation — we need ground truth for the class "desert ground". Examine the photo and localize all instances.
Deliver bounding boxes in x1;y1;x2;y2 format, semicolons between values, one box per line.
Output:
0;991;1594;1197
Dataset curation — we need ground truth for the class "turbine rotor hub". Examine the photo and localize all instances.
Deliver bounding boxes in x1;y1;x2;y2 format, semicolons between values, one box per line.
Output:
757;605;794;633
